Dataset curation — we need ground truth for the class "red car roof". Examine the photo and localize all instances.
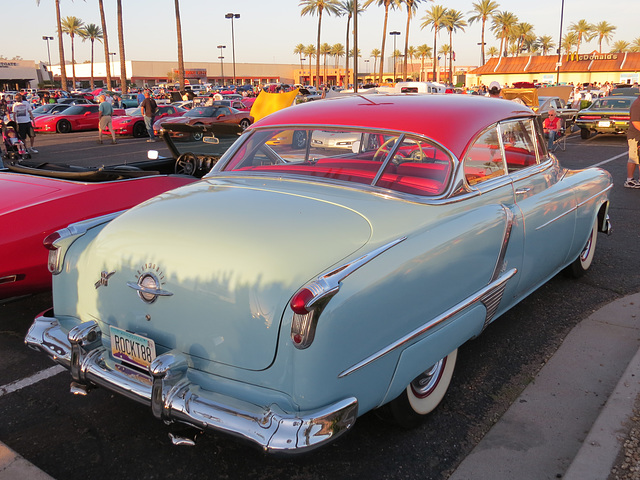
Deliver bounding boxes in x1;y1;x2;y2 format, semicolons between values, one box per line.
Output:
252;94;534;159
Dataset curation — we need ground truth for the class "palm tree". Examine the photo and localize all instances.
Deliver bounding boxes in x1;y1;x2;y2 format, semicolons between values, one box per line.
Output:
97;0;112;90
116;0;127;93
300;0;342;89
304;44;316;84
513;22;535;55
371;48;381;81
294;43;306;71
339;1;363;88
569;19;594;55
320;42;332;85
400;0;429;81
491;10;518;57
364;0;402;85
537;35;555;56
36;0;68;91
442;9;466;84
174;0;185;91
562;32;579;54
61;16;84;90
486;46;499;58
593;21;616;53
610;40;630;53
631;37;640;53
416;44;432;81
332;43;345;84
468;0;499;66
407;45;417;78
420;4;447;81
79;23;102;90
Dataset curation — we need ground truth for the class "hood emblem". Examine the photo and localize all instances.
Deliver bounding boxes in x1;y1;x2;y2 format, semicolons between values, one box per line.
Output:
127;264;173;304
95;271;116;289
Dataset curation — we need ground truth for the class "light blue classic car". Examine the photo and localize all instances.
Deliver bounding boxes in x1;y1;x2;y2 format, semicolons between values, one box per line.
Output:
26;94;612;453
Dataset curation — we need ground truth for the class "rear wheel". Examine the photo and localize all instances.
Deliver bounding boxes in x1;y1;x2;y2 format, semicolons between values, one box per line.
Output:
580;128;591;139
381;349;457;428
132;122;147;138
57;119;72;133
565;218;598;278
191;123;204;141
239;118;251;130
292;130;307;149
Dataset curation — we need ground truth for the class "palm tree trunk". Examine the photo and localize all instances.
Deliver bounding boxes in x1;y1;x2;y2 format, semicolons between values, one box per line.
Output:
449;30;453;84
315;15;322;88
90;39;95;90
403;8;411;81
480;20;486;65
345;16;351;87
71;35;77;90
117;0;127;93
98;0;111;90
175;0;185;91
432;32;438;81
379;6;389;83
55;0;68;91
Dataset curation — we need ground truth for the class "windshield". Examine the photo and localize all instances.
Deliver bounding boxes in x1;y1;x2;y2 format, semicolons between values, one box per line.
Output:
60;105;85;115
129;107;142;116
591;98;632;110
185;106;218;118
215;127;452;197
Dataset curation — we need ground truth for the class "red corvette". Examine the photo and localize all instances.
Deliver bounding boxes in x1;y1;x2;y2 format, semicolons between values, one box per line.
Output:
107;105;186;137
34;104;126;133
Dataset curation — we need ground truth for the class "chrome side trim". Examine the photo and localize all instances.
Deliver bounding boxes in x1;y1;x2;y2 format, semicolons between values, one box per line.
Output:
25;314;358;454
535;184;613;231
338;268;518;378
491;206;515;282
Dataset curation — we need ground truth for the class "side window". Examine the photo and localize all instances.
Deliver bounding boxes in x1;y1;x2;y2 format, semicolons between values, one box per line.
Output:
463;127;505;185
500;119;539;173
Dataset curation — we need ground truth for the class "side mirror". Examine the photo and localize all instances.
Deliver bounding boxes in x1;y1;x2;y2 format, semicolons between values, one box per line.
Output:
216;114;225;119
203;136;219;144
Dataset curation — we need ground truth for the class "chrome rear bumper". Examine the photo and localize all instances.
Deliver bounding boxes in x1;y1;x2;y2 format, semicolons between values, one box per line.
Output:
25;311;358;454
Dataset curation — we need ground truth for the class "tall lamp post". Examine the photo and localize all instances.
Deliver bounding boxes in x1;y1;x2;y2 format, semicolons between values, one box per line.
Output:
556;0;565;85
225;13;240;86
390;31;400;82
108;52;116;87
217;45;226;86
42;36;54;86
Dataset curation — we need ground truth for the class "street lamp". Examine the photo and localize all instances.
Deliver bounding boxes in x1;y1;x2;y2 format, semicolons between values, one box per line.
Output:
225;13;240;85
217;45;226;86
42;36;54;86
556;0;565;85
390;31;400;82
108;52;116;86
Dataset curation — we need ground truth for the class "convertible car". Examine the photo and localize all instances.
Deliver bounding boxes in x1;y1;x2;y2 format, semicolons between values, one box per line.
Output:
153;105;253;140
1;123;242;299
25;94;612;453
34;104;126;133
107;105;186;138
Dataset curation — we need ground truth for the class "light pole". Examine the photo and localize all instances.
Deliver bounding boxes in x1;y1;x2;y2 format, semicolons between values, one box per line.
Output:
556;0;565;85
108;52;116;87
390;31;400;82
42;36;54;86
217;45;226;86
364;59;369;81
225;13;240;85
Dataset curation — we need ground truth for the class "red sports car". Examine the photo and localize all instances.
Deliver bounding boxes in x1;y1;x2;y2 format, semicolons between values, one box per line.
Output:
107;105;186;137
153;105;253;140
34;104;126;133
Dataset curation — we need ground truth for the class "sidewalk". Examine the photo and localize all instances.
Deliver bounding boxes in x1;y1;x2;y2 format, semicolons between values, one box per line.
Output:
2;293;639;480
449;291;640;480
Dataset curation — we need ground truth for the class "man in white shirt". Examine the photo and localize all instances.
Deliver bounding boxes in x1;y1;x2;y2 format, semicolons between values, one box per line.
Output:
11;94;37;153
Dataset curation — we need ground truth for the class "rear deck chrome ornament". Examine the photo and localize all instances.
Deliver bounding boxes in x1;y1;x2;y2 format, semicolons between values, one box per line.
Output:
95;271;116;289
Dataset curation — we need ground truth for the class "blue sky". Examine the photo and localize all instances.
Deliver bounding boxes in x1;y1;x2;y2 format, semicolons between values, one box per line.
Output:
8;0;637;68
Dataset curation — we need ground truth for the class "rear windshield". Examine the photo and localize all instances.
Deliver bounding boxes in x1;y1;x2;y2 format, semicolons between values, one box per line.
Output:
591;98;632;110
218;128;453;197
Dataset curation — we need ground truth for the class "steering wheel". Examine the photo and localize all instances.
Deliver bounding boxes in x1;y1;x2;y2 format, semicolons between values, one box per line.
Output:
373;137;426;165
175;152;198;176
373;137;400;162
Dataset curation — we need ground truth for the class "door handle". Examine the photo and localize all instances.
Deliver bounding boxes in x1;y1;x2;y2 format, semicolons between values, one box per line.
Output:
515;188;531;195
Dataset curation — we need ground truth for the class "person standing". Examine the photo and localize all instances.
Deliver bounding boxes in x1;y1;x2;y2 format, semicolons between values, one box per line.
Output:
624;95;640;188
140;90;158;142
11;94;37;153
97;94;116;144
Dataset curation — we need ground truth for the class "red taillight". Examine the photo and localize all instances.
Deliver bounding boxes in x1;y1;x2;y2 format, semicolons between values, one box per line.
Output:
43;231;61;250
610;116;630;121
290;288;314;315
579;115;601;120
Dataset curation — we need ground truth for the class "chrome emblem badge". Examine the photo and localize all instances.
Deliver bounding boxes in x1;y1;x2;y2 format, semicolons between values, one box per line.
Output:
95;271;116;289
127;264;173;304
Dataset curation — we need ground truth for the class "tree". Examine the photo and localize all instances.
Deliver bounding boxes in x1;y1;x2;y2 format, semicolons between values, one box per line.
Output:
79;23;103;90
97;0;112;90
61;16;84;90
364;0;402;84
593;21;616;53
537;35;555;56
294;43;307;71
332;43;345;84
174;0;185;92
407;45;417;78
416;44;432;81
339;1;364;89
610;40;630;53
486;46;499;58
631;37;640;53
569;19;594;55
513;22;535;55
468;0;500;66
442;9;466;84
420;4;447;81
401;0;430;81
304;44;316;84
371;48;381;81
320;42;332;84
300;0;342;89
116;0;127;93
36;0;69;91
562;32;579;54
491;10;518;57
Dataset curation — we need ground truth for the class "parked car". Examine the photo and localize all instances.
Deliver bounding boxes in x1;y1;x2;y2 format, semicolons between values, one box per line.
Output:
25;94;612;453
108;105;186;137
0;122;241;299
537;96;579;128
574;95;635;139
119;93;140;108
34;104;126;133
153;105;253;140
31;103;70;117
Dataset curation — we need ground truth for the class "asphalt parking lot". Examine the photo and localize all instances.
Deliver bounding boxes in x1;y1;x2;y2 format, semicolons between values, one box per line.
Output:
1;128;638;480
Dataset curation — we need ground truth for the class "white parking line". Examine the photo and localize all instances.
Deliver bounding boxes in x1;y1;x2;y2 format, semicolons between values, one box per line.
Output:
0;365;66;398
592;151;628;168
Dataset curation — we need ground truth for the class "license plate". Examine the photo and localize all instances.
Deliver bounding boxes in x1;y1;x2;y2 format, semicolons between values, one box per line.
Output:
597;120;611;127
110;326;156;369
